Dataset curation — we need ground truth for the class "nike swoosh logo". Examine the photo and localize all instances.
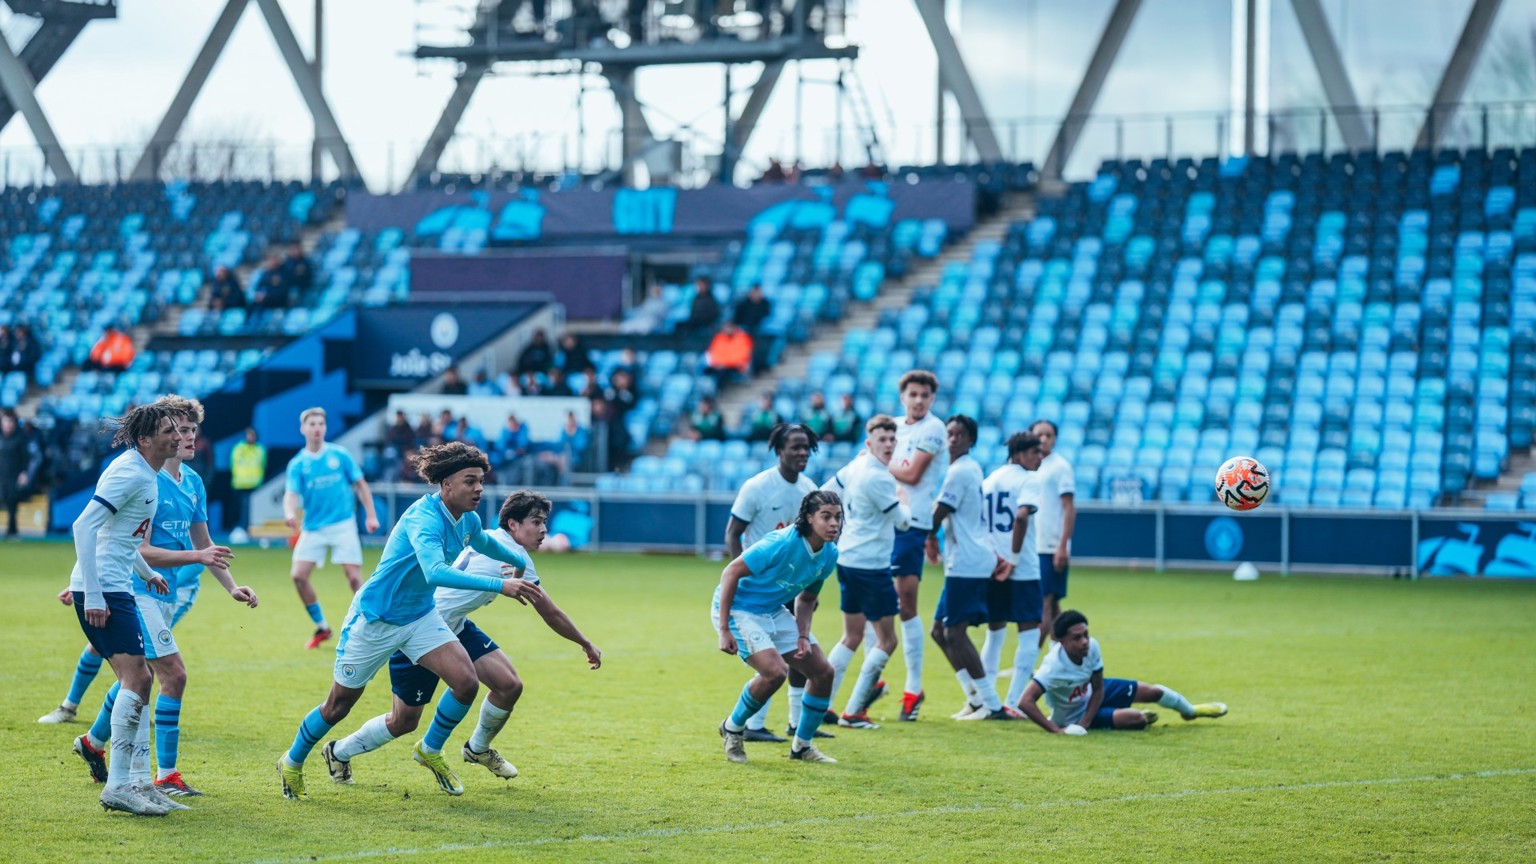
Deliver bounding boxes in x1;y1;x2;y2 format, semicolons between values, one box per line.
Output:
483;640;493;648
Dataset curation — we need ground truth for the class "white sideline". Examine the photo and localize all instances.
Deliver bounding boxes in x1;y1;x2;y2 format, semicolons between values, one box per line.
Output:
252;767;1536;863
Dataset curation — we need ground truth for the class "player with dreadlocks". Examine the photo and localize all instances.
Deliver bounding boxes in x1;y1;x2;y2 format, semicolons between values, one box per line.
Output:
722;422;831;743
277;442;541;801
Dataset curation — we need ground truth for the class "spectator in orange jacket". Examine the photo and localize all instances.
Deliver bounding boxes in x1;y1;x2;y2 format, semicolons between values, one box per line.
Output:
705;321;754;390
85;327;135;372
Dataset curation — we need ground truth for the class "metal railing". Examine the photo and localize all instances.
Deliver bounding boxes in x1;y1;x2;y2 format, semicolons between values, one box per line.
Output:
3;98;1533;191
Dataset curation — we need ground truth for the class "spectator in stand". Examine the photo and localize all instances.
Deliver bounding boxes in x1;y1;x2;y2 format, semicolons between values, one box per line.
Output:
682;277;722;341
441;366;469;395
230;426;267;532
733;285;772;338
744;391;782;442
413;412;436;445
621;284;672;335
859;162;884;180
545;367;575;397
803;391;833;441
382;410;416;479
494;414;532;481
280;243;315;297
518;371;544;396
542;410;590;481
556;333;593;375
687;396;726;441
517;329;555;377
7;324;41;377
830;392;862;443
0;410;41;538
85;326;135;372
705;320;754;389
448;414;489;451
492;368;520;397
468;368;502;396
252;255;291;310
207;266;247;311
827;161;845;182
760;159;788;183
613;348;641;382
602;369;638;472
0;326;11;372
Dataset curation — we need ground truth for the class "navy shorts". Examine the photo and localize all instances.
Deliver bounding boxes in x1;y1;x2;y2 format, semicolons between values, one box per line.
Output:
837;565;899;620
73;591;144;658
934;577;990;628
988;579;1043;625
1040;553;1069;599
891;527;929;578
1088;677;1139;729
389;619;500;707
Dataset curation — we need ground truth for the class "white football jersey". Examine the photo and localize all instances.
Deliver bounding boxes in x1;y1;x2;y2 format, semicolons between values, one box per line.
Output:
823;452;910;571
935;455;993;578
894;413;947;529
437;528;540;635
1034;452;1077;554
982;463;1041;580
71;448;160;604
1032;637;1104;728
731;467;818;548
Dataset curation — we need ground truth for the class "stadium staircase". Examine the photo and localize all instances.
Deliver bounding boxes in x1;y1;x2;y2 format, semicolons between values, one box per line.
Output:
713;194;1039;426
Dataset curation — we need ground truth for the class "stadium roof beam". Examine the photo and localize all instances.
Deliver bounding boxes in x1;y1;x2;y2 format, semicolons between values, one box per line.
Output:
1288;0;1371;153
731;60;784;153
910;0;1003;164
130;0;359;183
407;61;490;190
1042;0;1143;180
0;23;74;182
0;0;116;133
1416;0;1504;152
414;38;855;68
605;67;659;188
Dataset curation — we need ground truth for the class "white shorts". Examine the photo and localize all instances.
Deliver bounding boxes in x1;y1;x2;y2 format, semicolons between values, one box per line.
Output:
135;594;180;661
710;593;818;660
170;578;200;628
332;604;458;689
294;520;363;568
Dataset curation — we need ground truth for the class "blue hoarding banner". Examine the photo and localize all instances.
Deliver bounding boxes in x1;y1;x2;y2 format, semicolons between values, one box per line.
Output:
351;302;540;386
1164;512;1285;564
1417;518;1536;577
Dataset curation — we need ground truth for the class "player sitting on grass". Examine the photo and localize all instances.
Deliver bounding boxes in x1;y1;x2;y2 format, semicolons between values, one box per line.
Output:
1017;610;1228;734
321;490;600;787
714;490;843;764
277;442;538;800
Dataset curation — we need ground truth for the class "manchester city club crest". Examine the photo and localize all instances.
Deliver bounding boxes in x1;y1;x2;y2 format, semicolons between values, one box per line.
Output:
342;664;356;679
158;629;172;645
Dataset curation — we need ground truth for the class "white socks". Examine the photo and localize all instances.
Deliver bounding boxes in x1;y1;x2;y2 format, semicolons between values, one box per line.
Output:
954;669;979;705
106;689;145;790
900;617;925;694
827;642;856;708
787;685;805;723
129;700;153;786
1156;685;1195;718
981;627;1007;687
467;701;512;753
973;672;1004;712
334;714;396;761
1005;627;1042;707
844;648;890;716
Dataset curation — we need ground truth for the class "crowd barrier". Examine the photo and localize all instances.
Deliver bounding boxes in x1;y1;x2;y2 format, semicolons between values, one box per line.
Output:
365;484;1536;578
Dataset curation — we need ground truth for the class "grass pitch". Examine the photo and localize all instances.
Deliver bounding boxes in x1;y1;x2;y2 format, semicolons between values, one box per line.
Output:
3;543;1534;863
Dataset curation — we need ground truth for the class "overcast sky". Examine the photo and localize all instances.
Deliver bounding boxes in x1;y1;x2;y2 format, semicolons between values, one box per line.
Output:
1;0;1530;189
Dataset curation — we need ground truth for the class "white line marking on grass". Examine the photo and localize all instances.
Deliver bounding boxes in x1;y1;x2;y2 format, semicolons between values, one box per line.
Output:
251;767;1536;864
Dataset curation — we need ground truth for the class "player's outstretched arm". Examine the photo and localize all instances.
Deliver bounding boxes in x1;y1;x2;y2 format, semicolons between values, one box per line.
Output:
467;524;528;571
140;541;233;570
282;490;302;530
1018;680;1063;734
1075;669;1106;735
530;589;601;669
190;522;258;606
723;517;749;561
790;587;821;660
